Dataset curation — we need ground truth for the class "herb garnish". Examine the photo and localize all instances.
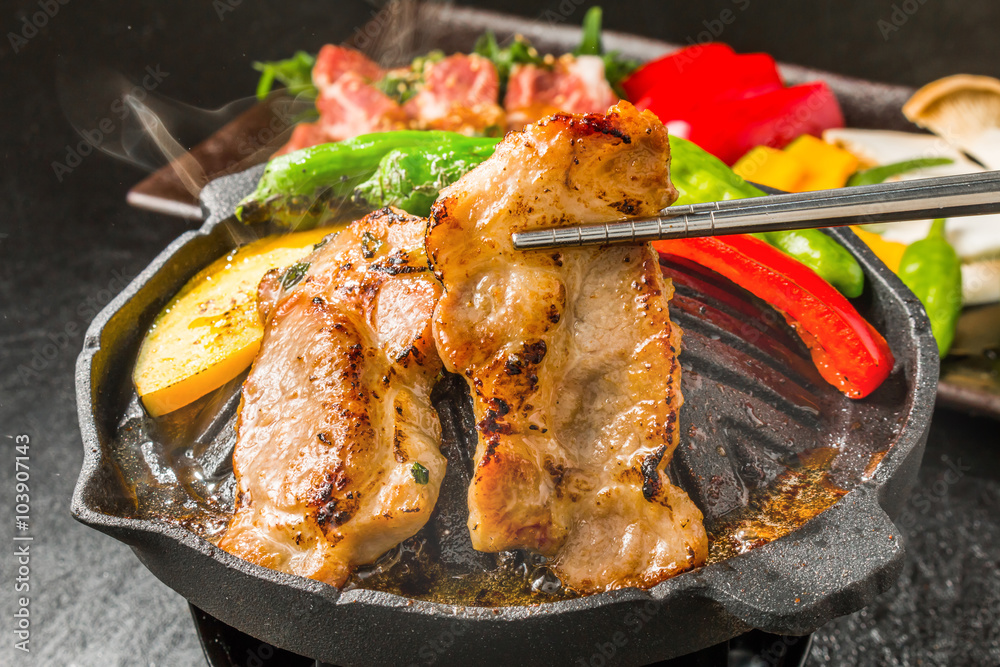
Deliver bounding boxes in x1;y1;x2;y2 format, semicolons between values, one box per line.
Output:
411;462;430;485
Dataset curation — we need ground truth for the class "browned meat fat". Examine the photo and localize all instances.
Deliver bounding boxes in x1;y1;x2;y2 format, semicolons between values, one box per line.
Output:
219;208;445;587
427;101;707;593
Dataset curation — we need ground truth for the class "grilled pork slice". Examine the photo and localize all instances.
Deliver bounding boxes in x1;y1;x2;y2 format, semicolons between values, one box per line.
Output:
404;53;505;134
427;102;708;593
219;208;445;587
504;54;618;129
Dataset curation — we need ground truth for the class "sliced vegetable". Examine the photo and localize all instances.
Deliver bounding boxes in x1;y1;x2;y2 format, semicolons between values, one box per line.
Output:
823;128;976;173
733;145;805;192
254;51;317;101
627;45;842;165
962;256;1000;306
669;134;762;203
783;134;859;191
236;130;499;229
754;228;865;299
133;228;333;417
669;135;865;297
903;74;1000;170
623;43;735;99
655;234;894;398
846;157;953;187
897;219;963;355
624;43;781;106
733;135;860;192
851;226;907;273
683;82;844;165
354;142;497;216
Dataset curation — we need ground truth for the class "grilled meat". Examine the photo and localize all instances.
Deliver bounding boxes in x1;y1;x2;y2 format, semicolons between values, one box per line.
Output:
504;54;618;129
219;208;445;587
312;44;383;90
426;101;708;593
276;46;405;155
404;53;505;134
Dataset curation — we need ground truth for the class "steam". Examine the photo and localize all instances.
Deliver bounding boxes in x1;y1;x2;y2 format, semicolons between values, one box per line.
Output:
54;58;314;203
51;0;446;209
126;94;209;197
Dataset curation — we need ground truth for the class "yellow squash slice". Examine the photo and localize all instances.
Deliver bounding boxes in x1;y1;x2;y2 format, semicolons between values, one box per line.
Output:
134;227;336;417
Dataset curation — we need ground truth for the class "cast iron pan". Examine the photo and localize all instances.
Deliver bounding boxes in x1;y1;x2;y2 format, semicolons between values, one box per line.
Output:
71;5;937;662
71;150;938;664
188;603;813;667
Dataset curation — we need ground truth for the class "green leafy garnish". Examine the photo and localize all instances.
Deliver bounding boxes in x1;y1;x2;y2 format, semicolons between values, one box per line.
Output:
847;157;953;187
410;49;446;72
411;462;430;485
374;70;419;104
572;7;639;97
253;51;318;101
281;262;310;290
473;31;543;94
573;6;604;56
603;53;640;98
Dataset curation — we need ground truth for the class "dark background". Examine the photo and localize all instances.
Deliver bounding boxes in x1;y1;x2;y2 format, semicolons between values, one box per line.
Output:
1;1;999;665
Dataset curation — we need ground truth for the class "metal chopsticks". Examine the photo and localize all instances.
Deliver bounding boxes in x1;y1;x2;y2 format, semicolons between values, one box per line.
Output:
510;170;1000;250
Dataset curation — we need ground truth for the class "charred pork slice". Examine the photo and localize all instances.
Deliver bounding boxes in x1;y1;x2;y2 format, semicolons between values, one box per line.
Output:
426;102;708;593
219;208;445;587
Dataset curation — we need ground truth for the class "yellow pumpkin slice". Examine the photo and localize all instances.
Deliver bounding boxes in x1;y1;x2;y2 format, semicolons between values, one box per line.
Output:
134;226;336;417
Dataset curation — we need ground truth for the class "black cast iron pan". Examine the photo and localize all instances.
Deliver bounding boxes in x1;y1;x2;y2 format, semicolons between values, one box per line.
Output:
71;152;938;664
72;4;938;662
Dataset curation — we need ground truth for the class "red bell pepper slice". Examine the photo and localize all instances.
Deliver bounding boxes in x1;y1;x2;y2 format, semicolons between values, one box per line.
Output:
623;43;736;101
654;234;894;399
626;53;785;117
688;81;844;164
642;80;844;165
623;43;845;165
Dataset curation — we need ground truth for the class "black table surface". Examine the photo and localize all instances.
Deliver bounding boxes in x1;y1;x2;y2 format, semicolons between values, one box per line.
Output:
1;1;999;665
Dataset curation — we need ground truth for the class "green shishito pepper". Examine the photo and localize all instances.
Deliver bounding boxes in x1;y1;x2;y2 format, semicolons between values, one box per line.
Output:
668;136;865;298
239;130;863;298
236;131;500;229
354;143;497;217
897;219;963;356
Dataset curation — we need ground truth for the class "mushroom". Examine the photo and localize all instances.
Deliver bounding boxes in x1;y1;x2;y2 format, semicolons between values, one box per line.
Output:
821;128;979;175
903;74;1000;169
